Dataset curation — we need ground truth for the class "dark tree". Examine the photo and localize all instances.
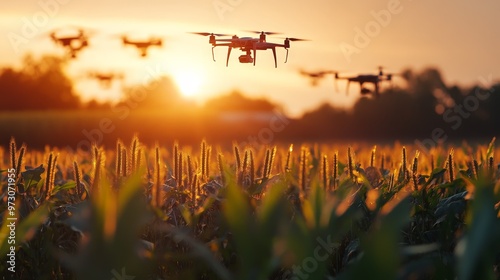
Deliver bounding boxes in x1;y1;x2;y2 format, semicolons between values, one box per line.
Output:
0;54;81;110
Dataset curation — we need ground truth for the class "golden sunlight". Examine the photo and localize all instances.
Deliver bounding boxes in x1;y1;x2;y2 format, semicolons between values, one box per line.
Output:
172;67;205;98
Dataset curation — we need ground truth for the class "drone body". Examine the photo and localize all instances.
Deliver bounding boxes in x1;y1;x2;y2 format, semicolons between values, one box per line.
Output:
49;28;91;58
120;36;163;57
299;70;336;86
86;71;124;89
301;67;396;97
192;31;307;68
336;67;393;97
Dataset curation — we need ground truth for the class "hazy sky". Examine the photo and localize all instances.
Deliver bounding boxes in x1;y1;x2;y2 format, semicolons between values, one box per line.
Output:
1;0;499;116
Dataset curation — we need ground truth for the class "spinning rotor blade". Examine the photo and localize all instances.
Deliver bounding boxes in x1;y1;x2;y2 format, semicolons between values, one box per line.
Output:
245;30;282;35
189;32;231;37
284;37;309;42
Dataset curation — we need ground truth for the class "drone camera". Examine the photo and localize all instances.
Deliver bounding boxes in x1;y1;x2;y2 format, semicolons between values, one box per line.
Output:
238;54;254;63
360;87;372;95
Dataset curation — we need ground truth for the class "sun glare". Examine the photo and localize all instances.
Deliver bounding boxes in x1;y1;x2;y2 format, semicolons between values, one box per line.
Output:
173;68;204;98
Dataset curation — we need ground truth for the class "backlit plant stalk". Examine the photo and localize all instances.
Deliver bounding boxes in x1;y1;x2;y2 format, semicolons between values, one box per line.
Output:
412;151;420;191
131;136;139;173
115;140;123;187
285;144;293;173
347;147;354;181
12;142;25;181
299;147;308;191
370;146;376;167
249;149;255;185
174;142;179;182
153;145;162;208
234;144;241;173
401;146;408;182
187;155;193;187
45;152;58;200
121;147;128;178
191;173;198;208
218;153;225;185
9;138;16;171
448;149;455;182
322;154;329;191
332;151;338;190
91;148;104;194
73;160;84;199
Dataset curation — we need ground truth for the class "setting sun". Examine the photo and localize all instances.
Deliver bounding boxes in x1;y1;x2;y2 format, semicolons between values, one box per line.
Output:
173;68;205;98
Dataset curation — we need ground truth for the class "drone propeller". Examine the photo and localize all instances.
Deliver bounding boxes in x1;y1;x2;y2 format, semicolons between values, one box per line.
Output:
281;37;309;42
377;66;385;76
189;32;231;37
245;30;282;35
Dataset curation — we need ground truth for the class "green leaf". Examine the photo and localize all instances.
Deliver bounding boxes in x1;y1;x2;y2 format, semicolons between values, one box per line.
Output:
21;164;45;190
339;190;411;280
51;180;77;194
62;172;152;280
164;225;232;280
456;178;499;280
0;202;50;256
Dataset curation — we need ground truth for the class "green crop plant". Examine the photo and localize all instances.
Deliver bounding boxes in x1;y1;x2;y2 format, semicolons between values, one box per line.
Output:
0;137;499;279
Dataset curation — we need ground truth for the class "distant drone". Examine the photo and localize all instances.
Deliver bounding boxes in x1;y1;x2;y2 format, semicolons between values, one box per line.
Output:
191;31;307;67
86;71;124;89
49;27;92;58
299;70;336;86
301;67;397;97
119;35;163;57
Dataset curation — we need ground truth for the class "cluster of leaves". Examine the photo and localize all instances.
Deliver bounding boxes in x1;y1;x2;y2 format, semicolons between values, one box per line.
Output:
1;137;499;279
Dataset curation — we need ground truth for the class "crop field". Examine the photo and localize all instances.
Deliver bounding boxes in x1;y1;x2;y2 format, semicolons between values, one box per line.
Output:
1;137;499;279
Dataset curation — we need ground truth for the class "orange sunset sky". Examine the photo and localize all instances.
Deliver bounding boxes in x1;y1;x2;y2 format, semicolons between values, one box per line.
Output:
1;0;499;116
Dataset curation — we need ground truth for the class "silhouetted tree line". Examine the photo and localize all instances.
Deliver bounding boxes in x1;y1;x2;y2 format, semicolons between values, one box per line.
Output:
1;54;498;143
0;55;80;110
288;68;499;141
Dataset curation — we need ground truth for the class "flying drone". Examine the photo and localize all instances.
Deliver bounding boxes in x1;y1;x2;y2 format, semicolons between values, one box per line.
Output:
49;27;92;58
301;67;397;97
191;31;307;67
85;71;124;89
299;69;336;86
119;35;163;57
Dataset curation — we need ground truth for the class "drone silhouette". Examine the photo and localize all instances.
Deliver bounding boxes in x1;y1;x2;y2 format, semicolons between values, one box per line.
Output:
119;35;163;57
301;67;397;97
191;31;307;67
49;27;91;58
85;71;124;89
299;69;336;86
